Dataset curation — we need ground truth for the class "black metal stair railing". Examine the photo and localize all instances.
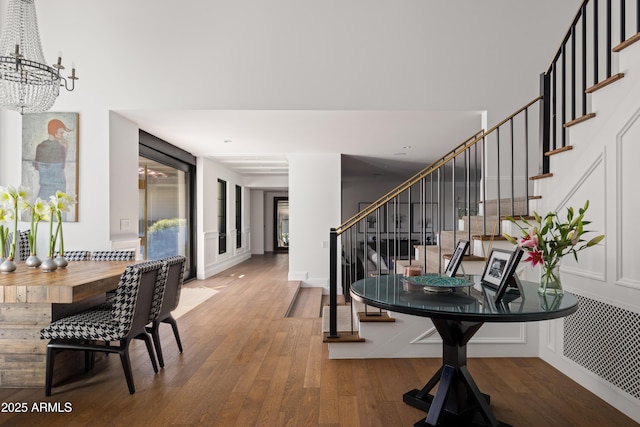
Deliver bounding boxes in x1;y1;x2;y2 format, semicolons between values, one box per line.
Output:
327;98;541;339
540;0;640;173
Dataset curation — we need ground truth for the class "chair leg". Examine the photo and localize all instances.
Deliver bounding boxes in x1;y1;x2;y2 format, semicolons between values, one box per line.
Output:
118;341;136;395
84;350;91;371
164;315;183;353
137;332;159;373
148;322;165;368
84;344;96;371
45;345;56;397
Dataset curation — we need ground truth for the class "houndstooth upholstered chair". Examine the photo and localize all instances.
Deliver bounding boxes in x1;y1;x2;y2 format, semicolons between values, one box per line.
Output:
17;230;30;261
90;250;136;261
40;260;167;396
1;230;30;261
146;256;186;368
56;250;91;261
91;250;137;302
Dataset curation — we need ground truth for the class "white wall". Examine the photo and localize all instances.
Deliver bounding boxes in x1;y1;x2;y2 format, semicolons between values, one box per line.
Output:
288;154;341;288
196;157;251;279
532;41;640;422
250;190;265;254
109;112;140;252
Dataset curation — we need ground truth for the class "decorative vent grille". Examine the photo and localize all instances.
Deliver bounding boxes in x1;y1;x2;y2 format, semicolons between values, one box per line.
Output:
564;294;640;400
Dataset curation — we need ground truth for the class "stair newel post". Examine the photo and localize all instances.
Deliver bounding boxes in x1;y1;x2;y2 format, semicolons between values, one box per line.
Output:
539;72;551;175
328;228;339;339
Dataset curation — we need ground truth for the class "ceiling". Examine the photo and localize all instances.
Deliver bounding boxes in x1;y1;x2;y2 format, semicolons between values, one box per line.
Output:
120;109;483;181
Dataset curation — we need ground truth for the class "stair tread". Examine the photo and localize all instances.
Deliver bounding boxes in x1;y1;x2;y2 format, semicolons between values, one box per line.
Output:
358;312;395;322
613;32;640;52
442;254;486;261
545;145;574;156
471;235;507;241
564;113;596;128
501;215;535;220
530;173;553;180
323;332;365;343
585;73;624;93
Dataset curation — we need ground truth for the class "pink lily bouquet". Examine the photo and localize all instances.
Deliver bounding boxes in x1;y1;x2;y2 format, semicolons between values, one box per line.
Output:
503;200;604;294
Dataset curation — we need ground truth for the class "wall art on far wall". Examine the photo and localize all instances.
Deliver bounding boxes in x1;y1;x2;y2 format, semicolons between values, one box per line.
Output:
358;203;386;233
411;202;438;233
21;112;79;222
387;202;410;233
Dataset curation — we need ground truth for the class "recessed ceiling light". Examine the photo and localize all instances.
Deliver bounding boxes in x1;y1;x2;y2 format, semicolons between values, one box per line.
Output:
224;140;232;144
393;152;407;156
402;145;412;149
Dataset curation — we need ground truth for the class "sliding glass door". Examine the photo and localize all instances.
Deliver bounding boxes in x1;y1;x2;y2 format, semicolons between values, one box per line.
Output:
139;131;196;280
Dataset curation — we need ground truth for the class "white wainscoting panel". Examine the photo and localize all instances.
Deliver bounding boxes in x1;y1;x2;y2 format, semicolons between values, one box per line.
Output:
617;109;640;290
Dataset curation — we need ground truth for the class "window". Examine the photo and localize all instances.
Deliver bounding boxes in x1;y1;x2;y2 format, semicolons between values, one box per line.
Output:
218;179;227;254
235;185;242;249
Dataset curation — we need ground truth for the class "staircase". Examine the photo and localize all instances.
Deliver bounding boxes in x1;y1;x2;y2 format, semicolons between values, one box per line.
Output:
326;1;640;420
328;0;638;340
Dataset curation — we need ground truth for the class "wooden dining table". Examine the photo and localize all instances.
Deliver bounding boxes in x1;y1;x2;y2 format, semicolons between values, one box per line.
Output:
0;261;135;387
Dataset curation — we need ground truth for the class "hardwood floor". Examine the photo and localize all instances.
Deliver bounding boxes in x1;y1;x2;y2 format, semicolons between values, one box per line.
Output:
0;253;636;426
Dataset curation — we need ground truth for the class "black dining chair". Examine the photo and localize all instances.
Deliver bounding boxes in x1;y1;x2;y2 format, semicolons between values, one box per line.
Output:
147;255;186;368
40;260;167;395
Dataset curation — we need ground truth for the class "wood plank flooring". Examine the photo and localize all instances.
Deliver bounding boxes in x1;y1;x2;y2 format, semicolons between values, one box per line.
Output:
286;287;323;318
0;253;636;426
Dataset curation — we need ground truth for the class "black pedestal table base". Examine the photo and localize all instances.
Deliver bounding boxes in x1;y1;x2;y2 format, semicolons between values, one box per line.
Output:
403;319;512;427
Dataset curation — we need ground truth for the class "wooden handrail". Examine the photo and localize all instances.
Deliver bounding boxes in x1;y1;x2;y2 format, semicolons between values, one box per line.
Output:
335;96;542;235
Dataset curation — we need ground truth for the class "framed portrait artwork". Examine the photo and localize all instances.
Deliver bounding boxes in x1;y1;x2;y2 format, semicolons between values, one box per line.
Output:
358;203;386;233
21;112;79;221
480;248;513;288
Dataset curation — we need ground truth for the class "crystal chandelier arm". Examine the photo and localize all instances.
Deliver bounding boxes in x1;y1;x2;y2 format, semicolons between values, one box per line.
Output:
0;0;78;114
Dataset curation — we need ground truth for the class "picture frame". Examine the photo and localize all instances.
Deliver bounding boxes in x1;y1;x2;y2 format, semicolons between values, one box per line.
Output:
388;202;409;233
494;249;525;304
480;248;512;288
358;203;386;233
444;240;469;277
21;112;79;222
411;202;438;233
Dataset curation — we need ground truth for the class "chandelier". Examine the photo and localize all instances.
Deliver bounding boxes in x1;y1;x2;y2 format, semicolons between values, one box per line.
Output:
0;0;77;114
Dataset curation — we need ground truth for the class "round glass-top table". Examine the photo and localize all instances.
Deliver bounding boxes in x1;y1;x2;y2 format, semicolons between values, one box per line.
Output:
350;274;578;427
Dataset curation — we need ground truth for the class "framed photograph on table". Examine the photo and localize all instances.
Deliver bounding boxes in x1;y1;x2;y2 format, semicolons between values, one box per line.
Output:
480;248;512;288
495;249;524;303
358;203;386;233
444;240;469;277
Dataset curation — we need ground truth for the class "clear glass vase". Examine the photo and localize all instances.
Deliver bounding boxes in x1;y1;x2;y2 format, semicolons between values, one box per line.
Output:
539;264;563;295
